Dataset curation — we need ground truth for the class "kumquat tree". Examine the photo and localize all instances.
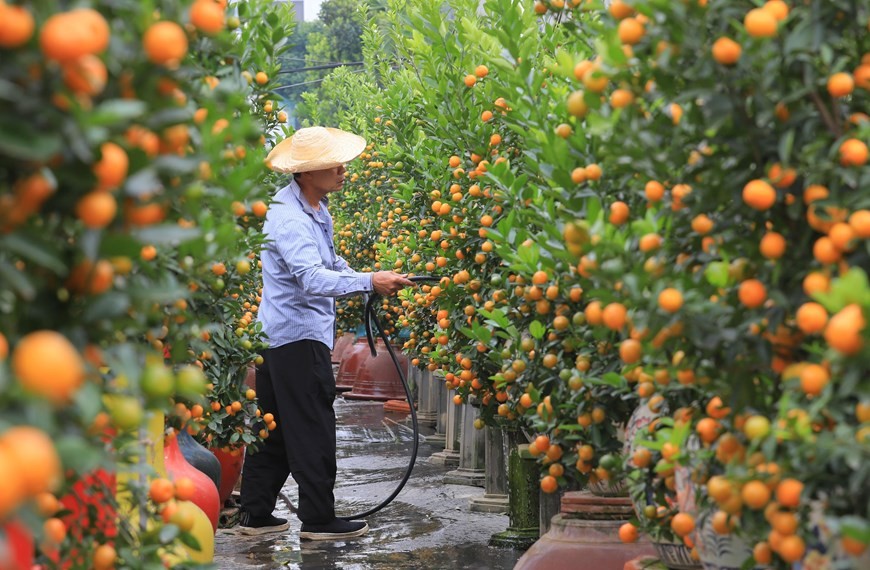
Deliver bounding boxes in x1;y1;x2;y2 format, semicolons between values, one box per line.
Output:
1;0;868;569
308;0;869;568
0;0;297;567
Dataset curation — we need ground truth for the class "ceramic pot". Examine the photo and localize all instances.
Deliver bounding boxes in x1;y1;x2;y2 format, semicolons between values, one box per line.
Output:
694;510;764;570
623;404;660;458
210;446;245;507
116;411;167;525
669;437;767;570
177;428;221;493
162;500;214;564
788;502;870;570
165;433;220;533
655;541;702;570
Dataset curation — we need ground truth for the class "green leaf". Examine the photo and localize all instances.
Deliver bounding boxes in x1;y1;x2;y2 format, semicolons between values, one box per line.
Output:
158;524;180;544
0;119;62;161
154;155;200;175
589;373;624;388
812;268;870;312
555;424;587;432
778;130;795;164
0;259;36;300
88;100;147;126
73;382;105;421
179;532;202;551
82;292;132;322
475;325;493;344
55;435;103;474
517;242;540;269
478;308;510;329
146;107;194;129
0;234;67;275
128;282;188;304
125;168;162;198
640;439;664;452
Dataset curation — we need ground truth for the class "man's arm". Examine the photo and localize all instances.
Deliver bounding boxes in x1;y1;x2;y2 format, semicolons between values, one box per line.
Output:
334;254;355;274
276;221;372;297
275;221;414;297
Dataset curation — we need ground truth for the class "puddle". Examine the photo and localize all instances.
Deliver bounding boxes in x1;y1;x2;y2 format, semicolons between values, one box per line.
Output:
214;400;525;569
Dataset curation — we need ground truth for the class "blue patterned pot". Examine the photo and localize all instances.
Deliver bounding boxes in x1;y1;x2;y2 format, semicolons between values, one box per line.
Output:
655;541;702;570
695;510;770;570
177;427;222;492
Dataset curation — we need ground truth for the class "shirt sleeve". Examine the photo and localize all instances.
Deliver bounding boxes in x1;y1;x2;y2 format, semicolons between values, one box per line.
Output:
333;254;356;274
274;220;373;297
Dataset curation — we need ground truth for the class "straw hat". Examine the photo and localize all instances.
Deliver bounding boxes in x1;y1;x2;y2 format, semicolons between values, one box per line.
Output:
265;126;366;174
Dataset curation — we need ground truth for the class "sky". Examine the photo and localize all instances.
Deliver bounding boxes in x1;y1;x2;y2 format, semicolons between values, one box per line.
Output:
304;0;323;21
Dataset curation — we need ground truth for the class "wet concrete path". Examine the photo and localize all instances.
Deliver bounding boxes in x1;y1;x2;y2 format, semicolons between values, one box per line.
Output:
214;399;525;569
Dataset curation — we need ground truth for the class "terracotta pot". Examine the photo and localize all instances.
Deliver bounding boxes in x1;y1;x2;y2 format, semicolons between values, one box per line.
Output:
586;477;629;497
244;365;257;391
344;338;409;401
331;332;356;365
0;520;33;570
514;492;656;569
210;446;245;507
165;433;220;533
335;338;370;392
177;428;222;493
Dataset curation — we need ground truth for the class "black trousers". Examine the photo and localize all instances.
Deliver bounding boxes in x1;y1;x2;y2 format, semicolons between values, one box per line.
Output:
240;339;337;524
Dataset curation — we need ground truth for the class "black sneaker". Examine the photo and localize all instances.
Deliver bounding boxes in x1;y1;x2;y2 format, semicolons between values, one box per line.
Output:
299;518;369;541
237;511;290;536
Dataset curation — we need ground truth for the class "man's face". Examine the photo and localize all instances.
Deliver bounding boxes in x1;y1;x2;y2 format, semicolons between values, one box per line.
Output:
300;165;346;193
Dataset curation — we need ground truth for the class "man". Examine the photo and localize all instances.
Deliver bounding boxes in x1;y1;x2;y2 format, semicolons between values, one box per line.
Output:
238;126;413;539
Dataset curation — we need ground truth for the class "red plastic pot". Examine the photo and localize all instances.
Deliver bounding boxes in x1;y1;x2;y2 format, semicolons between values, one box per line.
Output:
210;446;245;507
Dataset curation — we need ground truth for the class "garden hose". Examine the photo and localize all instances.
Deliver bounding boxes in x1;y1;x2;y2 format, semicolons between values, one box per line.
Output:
342;275;441;520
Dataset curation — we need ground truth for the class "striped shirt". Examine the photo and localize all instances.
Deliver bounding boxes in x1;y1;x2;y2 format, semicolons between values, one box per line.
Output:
258;179;372;350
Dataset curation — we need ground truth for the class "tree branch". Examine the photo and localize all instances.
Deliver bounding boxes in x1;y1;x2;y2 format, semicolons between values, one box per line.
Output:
808;90;841;138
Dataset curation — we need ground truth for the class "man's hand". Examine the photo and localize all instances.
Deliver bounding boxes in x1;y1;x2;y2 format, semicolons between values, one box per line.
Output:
372;271;414;296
